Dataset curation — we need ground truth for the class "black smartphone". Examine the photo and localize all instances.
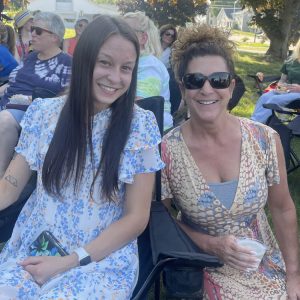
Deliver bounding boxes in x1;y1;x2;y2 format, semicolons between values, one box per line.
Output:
29;231;69;257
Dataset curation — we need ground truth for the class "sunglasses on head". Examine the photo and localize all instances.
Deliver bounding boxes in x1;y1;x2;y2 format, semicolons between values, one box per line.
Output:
182;72;233;90
30;26;53;35
164;32;174;37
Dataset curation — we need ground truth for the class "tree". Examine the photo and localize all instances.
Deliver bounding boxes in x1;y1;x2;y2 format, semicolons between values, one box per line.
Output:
240;0;300;61
3;0;29;9
116;0;208;27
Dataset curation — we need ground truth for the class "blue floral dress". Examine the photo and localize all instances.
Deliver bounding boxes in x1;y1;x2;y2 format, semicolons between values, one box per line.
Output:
0;97;164;299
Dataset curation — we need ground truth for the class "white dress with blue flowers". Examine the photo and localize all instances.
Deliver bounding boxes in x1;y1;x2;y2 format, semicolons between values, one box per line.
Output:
0;97;164;299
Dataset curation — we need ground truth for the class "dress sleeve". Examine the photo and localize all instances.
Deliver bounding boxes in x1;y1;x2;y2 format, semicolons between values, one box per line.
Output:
265;127;280;186
161;138;173;200
119;107;165;184
15;100;45;170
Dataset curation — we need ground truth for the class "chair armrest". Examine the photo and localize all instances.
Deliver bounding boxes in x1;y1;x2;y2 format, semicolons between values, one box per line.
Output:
5;104;29;111
149;201;222;268
247;74;280;95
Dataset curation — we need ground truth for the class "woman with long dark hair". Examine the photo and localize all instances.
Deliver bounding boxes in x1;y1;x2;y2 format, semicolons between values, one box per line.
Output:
0;15;163;298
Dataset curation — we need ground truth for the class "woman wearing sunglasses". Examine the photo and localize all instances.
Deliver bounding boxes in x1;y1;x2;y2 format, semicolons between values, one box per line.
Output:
0;11;71;177
159;24;177;69
63;18;89;56
161;24;300;299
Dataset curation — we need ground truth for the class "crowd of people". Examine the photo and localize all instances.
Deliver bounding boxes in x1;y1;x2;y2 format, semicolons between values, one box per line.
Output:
0;7;299;300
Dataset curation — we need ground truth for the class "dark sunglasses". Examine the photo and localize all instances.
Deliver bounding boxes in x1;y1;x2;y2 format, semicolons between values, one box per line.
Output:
164;32;175;37
30;26;53;35
182;72;233;90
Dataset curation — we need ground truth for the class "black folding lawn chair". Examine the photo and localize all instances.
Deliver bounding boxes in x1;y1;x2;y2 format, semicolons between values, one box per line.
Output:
248;73;281;96
263;99;300;174
227;74;246;112
134;96;222;300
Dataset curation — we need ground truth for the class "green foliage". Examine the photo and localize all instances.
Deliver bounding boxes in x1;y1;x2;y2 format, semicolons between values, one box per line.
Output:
240;0;300;44
116;0;208;27
5;0;29;10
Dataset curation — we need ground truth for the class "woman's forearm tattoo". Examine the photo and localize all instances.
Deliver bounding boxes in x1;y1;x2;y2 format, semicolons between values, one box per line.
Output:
4;175;18;187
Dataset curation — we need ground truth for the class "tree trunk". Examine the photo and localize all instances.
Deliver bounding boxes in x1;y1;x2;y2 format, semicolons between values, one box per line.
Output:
248;0;300;61
265;35;289;61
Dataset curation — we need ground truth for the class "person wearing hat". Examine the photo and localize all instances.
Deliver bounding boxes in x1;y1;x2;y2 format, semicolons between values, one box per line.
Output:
14;9;33;61
0;22;18;79
0;11;72;178
63;18;88;56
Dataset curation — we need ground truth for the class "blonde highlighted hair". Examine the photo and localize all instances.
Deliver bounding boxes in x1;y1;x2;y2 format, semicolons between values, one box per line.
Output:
288;38;300;62
123;11;162;57
171;24;236;83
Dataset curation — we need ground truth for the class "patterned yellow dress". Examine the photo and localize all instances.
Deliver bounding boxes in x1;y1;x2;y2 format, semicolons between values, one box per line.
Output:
161;118;287;299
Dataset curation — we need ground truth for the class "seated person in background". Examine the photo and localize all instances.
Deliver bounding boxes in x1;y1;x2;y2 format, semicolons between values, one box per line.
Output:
161;24;300;299
0;15;163;298
159;23;177;69
0;22;18;79
63;18;89;56
123;11;173;130
0;11;72;177
14;9;33;61
5;25;19;61
251;38;300;124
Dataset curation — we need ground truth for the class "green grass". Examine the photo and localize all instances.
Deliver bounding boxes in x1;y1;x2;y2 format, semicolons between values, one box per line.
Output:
237;42;269;49
232;51;282;117
232;29;257;37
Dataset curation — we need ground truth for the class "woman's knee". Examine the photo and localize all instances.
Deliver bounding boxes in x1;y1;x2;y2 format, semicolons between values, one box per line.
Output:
0;110;21;135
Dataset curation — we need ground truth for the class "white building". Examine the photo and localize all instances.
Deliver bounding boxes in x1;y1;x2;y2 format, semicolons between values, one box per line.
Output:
28;0;119;28
207;7;253;32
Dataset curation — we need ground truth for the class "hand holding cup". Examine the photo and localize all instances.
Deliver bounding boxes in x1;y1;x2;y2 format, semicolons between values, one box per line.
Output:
212;235;264;271
236;238;267;271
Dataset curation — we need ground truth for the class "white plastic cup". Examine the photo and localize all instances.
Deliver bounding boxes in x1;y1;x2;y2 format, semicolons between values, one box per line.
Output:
236;238;267;270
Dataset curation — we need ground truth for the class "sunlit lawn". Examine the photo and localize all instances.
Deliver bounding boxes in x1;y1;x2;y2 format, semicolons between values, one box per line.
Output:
232;51;282;117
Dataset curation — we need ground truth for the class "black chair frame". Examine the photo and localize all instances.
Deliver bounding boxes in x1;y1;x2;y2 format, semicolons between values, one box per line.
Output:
263;99;300;173
248;74;281;96
135;96;222;300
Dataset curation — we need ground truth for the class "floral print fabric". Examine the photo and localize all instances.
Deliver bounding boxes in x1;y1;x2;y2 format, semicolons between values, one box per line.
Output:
0;97;164;299
161;118;287;299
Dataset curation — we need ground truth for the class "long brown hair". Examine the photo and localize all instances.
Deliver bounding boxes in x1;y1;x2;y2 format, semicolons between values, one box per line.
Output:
42;15;140;201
